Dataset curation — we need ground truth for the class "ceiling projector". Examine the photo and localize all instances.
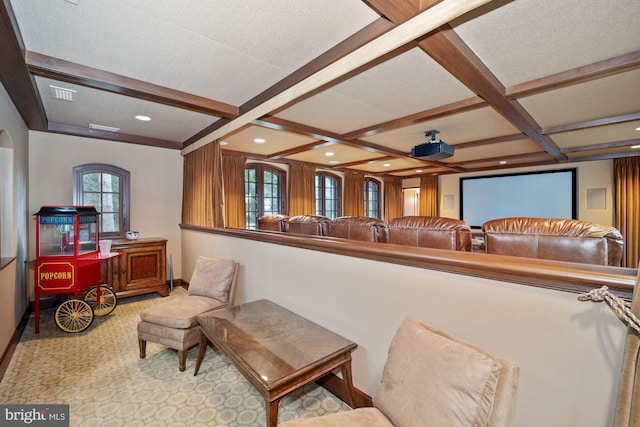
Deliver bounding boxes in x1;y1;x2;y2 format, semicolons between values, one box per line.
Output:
411;130;454;160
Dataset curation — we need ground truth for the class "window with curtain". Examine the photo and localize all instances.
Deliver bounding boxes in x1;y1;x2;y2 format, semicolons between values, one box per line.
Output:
245;164;286;229
73;164;130;238
315;172;342;219
364;177;381;218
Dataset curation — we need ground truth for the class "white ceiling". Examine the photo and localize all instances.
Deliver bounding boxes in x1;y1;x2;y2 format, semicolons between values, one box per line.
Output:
4;0;640;176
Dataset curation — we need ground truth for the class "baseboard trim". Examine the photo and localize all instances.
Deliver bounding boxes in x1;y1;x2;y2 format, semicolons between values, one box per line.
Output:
0;306;31;382
317;372;373;408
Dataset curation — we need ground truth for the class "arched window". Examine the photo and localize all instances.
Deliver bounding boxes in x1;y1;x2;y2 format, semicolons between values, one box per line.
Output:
245;164;286;229
364;177;381;219
315;172;342;219
73;164;130;238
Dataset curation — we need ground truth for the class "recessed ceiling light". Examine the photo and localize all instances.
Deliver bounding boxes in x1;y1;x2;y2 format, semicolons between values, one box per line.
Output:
325;152;334;156
329;160;340;164
416;169;423;173
635;127;640;131
135;115;151;121
220;140;229;146
499;160;507;165
383;163;391;167
631;145;640;149
254;138;266;143
89;123;120;132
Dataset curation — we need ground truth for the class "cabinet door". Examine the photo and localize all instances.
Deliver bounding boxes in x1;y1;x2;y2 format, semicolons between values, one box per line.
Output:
119;244;166;293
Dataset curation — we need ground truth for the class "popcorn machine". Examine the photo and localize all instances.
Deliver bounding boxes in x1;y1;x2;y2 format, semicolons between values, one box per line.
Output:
33;206;119;333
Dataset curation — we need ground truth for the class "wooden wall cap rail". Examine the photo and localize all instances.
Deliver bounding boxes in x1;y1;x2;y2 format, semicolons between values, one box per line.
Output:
180;224;636;302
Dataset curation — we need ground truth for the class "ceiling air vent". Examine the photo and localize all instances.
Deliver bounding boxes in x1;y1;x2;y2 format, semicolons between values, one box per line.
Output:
89;124;120;132
49;85;76;101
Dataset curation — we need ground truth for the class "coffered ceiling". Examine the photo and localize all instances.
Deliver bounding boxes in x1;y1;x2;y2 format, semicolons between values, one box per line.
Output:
1;0;639;177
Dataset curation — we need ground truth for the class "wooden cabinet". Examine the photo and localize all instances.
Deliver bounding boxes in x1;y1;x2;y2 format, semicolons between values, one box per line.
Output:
101;238;168;298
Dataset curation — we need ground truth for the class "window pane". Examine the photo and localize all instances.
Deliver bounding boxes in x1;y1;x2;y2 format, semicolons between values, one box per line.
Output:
83;173;100;192
102;193;120;213
244;165;285;229
101;213;119;233
102;173;119;191
83;192;100;211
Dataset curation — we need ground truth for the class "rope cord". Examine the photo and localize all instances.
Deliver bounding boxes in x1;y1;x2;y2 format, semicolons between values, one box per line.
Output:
578;286;640;335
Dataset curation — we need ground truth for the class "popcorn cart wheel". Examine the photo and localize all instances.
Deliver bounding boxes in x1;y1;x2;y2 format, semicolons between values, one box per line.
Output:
83;286;118;316
54;298;94;333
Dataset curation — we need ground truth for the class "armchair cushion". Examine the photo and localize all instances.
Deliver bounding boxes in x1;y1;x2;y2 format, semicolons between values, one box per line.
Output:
187;257;237;302
373;318;502;427
139;295;227;329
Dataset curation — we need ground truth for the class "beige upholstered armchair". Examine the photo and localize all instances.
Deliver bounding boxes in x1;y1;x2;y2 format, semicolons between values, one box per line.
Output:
137;257;239;371
281;318;519;427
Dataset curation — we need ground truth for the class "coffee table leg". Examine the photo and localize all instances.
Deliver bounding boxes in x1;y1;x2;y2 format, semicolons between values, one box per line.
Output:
341;360;357;408
193;333;208;376
265;398;280;427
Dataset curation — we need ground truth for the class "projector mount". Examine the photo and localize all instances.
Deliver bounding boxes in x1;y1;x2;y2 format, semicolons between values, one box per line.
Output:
425;130;440;143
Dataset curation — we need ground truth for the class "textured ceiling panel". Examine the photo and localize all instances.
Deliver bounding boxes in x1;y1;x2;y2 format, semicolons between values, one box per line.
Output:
284;142;381;166
519;69;640;128
11;0;379;105
444;139;542;164
360;107;521;151
452;0;640;86
36;77;216;141
550;120;640;149
222;125;318;156
275;47;476;133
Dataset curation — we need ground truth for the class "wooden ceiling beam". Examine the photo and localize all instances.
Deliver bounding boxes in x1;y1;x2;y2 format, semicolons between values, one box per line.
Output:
266;140;337;160
256;115;465;172
184;17;395;147
417;26;566;162
507;50;640;99
343;95;486;139
561;138;640;154
543;112;640;135
48;122;182;149
0;1;47;130
25;51;239;119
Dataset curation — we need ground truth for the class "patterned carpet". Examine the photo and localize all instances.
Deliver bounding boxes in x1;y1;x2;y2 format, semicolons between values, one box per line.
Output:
0;288;348;426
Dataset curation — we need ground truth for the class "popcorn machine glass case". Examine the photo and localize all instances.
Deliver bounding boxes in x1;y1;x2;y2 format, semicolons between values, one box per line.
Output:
36;206;99;257
33;206;118;334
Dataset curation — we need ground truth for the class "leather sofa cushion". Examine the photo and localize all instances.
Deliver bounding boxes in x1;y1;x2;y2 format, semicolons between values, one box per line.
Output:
288;215;330;236
388;216;471;251
483;217;624;266
258;214;290;232
330;216;389;243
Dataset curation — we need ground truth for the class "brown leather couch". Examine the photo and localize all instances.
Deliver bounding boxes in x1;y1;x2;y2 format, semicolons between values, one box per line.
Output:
482;217;624;266
329;216;389;243
257;214;289;232
387;216;472;251
287;214;330;236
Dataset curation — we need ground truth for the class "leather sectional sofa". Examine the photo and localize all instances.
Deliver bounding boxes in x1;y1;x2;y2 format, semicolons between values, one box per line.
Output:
257;214;624;265
482;217;624;266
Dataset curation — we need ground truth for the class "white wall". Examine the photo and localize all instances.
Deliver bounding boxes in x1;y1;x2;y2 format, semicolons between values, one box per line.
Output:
182;229;627;427
0;83;30;356
28;131;183;298
438;161;614;225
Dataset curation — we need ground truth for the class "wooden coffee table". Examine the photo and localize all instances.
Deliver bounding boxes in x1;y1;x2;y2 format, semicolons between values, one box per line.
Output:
194;299;358;427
